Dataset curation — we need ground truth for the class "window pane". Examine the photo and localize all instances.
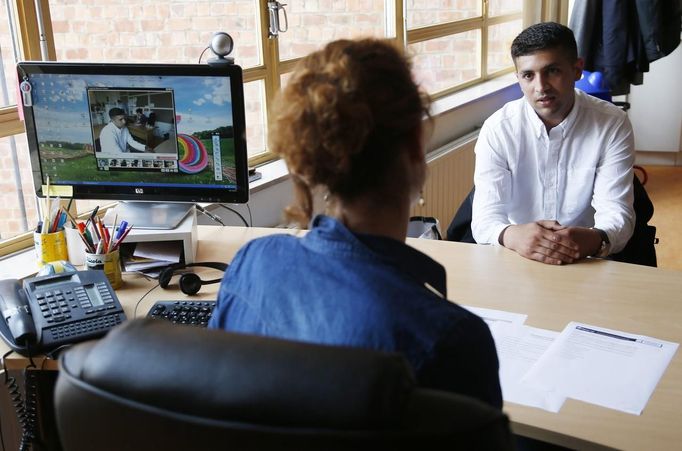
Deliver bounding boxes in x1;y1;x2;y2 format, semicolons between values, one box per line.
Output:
244;80;266;157
409;30;481;95
47;0;261;68
0;134;39;240
280;71;293;90
278;1;387;61
1;6;17;107
488;0;522;17
407;0;481;29
487;20;522;73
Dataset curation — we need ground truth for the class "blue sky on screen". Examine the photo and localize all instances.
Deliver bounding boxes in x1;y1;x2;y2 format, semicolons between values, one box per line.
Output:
30;73;233;144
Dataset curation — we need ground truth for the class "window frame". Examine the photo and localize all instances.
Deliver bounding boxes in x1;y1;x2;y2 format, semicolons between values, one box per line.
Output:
1;0;568;256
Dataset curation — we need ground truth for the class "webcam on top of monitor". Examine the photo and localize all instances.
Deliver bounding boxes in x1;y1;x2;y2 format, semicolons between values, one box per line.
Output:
207;32;235;67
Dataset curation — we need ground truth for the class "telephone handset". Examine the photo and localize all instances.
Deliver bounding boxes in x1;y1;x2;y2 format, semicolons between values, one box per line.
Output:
0;270;126;356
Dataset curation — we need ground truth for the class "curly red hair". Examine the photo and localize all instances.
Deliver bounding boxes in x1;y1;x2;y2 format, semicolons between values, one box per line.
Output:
269;38;429;226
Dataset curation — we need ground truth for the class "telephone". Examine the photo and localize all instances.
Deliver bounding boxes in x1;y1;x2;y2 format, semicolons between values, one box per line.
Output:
0;270;126;356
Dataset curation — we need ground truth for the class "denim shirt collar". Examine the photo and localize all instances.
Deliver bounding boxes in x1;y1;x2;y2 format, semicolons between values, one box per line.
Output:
304;215;447;298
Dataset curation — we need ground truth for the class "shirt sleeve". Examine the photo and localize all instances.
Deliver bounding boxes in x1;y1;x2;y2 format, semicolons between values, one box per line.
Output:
417;313;503;409
471;120;514;245
592;114;635;254
98;124;119;153
124;128;147;152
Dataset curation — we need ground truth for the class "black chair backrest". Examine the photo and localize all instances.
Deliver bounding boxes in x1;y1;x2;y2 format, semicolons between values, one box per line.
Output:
612;175;657;267
446;187;476;243
448;179;657;266
54;319;513;451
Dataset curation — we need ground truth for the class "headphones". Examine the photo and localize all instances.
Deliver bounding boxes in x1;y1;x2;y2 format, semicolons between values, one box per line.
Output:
158;262;228;295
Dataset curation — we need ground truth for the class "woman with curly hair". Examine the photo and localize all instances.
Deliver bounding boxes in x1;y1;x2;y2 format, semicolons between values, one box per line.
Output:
209;38;501;408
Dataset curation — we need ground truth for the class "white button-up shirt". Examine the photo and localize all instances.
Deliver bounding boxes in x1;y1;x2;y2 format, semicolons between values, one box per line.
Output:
472;89;635;253
99;121;147;153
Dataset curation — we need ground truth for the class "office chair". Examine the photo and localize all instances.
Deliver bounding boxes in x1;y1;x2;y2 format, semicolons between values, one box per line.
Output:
446;187;476;243
54;319;513;451
447;180;657;266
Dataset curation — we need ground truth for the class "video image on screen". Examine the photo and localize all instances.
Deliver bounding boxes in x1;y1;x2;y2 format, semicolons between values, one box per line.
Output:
28;73;238;191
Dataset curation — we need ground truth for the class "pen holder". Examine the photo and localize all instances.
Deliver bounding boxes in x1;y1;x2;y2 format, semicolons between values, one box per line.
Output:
85;249;122;289
34;230;69;267
64;226;87;266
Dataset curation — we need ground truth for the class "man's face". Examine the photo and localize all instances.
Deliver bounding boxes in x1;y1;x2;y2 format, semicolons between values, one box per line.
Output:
111;115;127;129
514;48;583;128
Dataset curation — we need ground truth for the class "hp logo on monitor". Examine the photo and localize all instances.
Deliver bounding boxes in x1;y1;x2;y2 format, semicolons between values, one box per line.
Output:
135;188;144;194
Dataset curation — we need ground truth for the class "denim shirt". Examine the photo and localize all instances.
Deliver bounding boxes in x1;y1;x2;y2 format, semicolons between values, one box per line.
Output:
209;215;502;408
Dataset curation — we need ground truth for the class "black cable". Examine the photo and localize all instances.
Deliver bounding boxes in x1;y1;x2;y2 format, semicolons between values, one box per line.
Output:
0;351;10;451
2;349;38;451
134;281;162;319
19;364;37;451
217;204;249;227
43;345;72;361
246;203;253;227
195;204;226;226
197;46;210;64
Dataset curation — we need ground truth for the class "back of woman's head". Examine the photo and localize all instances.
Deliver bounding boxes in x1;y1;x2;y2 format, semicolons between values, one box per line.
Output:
269;38;428;224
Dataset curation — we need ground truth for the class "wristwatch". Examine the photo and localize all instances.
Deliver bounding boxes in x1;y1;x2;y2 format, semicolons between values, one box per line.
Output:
592;228;611;258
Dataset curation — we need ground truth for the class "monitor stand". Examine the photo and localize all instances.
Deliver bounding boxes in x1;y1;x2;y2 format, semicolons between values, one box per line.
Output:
107;202;194;230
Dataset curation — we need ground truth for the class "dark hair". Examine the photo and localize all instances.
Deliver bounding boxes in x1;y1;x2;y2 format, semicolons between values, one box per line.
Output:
269;38;429;225
511;22;578;62
108;107;125;118
136;108;143;114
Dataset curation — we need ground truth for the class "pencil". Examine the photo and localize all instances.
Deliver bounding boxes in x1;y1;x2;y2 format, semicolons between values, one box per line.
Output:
63;208;79;229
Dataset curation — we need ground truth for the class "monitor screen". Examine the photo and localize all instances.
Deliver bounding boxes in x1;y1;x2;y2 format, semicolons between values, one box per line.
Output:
17;62;249;204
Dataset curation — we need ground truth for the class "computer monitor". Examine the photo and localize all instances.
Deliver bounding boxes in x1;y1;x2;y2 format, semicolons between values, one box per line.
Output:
17;61;249;228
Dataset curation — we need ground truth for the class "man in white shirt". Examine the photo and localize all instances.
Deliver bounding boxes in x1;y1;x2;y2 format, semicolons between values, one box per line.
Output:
471;22;635;265
99;107;149;153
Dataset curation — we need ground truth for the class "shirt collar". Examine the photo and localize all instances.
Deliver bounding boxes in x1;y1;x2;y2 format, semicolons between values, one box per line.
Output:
305;215;447;298
524;88;581;139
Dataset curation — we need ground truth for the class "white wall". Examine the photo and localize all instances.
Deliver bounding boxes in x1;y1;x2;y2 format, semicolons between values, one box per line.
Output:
628;41;682;155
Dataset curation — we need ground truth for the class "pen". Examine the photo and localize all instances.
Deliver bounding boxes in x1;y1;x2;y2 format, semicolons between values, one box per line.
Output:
85;205;99;231
57;210;67;230
63;209;79;229
115;220;128;241
75;226;95;253
50;210;61;233
111;224;133;251
110;220;128;250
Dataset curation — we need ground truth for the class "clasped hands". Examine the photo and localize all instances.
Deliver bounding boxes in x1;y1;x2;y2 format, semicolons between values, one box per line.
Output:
499;220;602;265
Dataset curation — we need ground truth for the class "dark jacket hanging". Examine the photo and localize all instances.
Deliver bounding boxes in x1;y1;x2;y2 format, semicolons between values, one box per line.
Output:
569;0;680;95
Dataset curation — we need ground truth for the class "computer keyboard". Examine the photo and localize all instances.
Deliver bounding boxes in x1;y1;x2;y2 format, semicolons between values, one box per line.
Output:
146;300;216;327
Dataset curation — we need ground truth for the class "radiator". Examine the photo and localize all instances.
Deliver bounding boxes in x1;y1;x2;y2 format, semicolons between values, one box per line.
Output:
410;131;478;231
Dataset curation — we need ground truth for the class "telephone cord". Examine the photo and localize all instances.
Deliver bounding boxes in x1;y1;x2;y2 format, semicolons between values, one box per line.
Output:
2;349;39;451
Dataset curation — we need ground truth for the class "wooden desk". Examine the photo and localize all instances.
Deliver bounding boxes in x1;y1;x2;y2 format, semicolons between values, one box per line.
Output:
127;124;154;145
1;226;680;450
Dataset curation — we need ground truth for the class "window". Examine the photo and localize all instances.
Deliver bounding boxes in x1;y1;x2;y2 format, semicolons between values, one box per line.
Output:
406;0;523;98
1;0;557;253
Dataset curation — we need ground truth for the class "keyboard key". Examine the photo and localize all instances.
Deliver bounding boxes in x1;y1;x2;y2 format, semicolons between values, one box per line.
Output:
146;300;216;327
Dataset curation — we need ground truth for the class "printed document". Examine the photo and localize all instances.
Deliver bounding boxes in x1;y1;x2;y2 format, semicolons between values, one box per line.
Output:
462;305;527;326
489;322;565;412
522;322;679;415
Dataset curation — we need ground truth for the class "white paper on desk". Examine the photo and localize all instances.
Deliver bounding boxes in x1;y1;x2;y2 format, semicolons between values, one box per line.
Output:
132;241;181;263
489;322;566;412
522;322;679;415
462;305;527;326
